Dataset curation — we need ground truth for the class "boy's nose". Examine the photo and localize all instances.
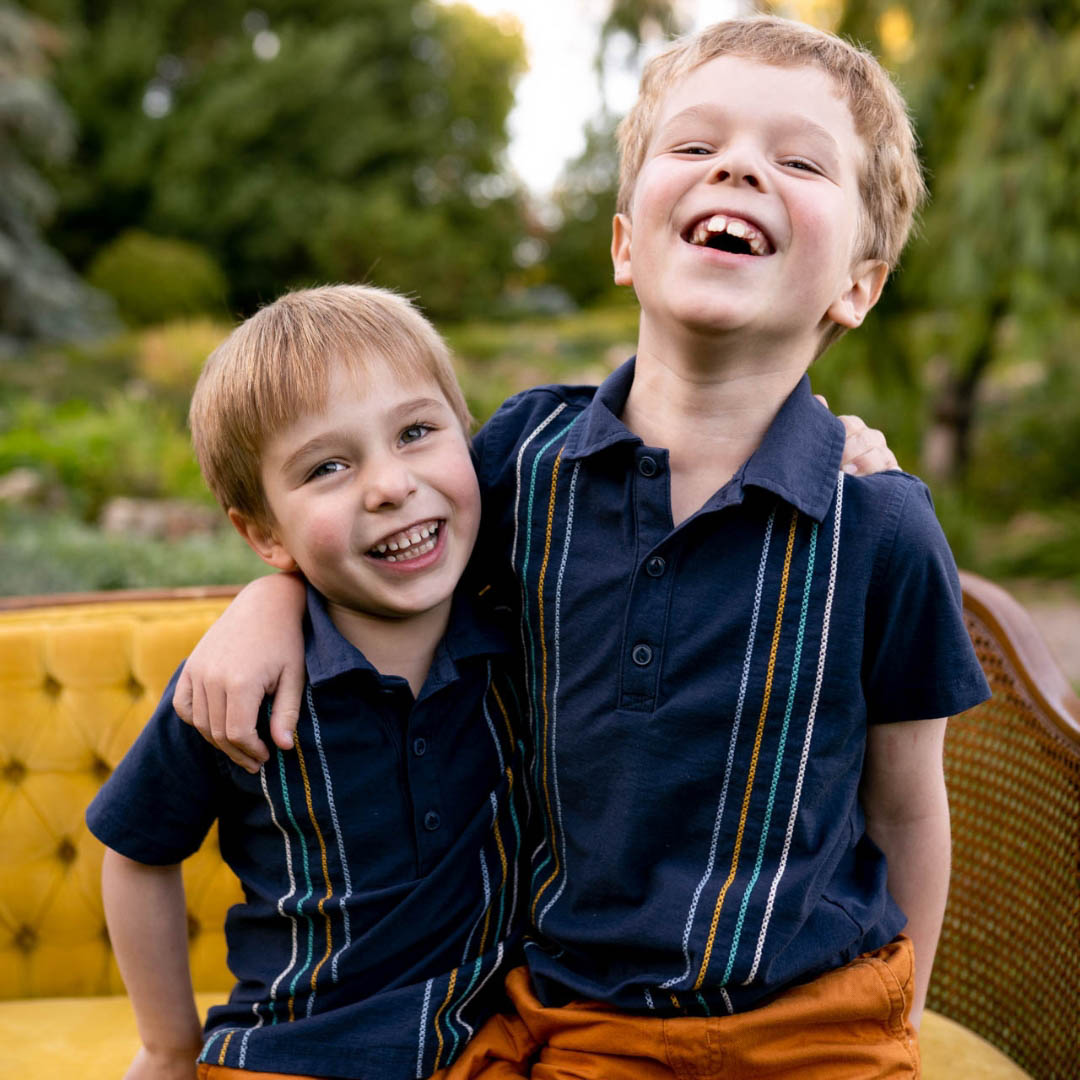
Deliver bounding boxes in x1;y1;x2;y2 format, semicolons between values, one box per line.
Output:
362;458;417;511
706;145;763;189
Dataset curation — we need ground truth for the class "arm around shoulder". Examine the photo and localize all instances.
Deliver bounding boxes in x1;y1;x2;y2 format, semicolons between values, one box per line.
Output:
172;570;308;772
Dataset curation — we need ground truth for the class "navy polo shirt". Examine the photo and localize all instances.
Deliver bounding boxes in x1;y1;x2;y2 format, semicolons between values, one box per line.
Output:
87;586;528;1079
473;357;989;1017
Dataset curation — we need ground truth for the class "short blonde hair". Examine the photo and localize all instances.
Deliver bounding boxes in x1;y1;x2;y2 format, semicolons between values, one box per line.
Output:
189;284;471;530
616;15;926;272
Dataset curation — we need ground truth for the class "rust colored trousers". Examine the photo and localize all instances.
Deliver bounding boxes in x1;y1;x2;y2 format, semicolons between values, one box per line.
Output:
198;936;919;1079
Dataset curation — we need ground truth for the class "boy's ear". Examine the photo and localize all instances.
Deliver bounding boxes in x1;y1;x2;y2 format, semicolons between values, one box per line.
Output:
827;258;889;329
227;508;299;573
611;213;634;286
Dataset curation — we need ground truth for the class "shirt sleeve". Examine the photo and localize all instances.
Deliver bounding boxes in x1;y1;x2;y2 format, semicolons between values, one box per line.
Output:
862;479;991;723
85;664;223;864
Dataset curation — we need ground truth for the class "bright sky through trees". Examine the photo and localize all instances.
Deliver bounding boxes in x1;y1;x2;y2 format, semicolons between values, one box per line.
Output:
447;0;742;194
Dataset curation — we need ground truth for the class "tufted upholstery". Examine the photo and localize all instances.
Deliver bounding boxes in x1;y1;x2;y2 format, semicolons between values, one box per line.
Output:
0;578;1062;1077
0;587;245;1008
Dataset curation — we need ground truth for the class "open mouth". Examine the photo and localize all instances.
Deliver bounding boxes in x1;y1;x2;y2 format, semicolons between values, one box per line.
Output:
367;519;441;563
684;214;773;256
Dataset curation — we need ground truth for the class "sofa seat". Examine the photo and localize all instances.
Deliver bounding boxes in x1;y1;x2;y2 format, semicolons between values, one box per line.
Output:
0;995;1031;1078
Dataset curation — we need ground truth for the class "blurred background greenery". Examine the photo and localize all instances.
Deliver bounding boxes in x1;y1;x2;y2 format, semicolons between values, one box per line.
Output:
1;0;1077;673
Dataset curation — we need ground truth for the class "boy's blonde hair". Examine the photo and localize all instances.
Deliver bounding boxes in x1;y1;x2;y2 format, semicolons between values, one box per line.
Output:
617;15;926;274
189;284;471;531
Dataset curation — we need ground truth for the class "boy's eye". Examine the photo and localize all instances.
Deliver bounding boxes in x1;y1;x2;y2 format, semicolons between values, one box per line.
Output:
308;460;345;480
401;423;433;444
674;145;712;156
781;159;820;174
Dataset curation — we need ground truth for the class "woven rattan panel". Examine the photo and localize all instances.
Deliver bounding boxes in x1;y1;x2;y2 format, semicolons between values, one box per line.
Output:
928;608;1080;1080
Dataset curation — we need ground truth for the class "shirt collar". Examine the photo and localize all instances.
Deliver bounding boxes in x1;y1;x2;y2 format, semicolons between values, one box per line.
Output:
562;357;843;523
303;584;511;688
739;373;845;523
561;357;643;461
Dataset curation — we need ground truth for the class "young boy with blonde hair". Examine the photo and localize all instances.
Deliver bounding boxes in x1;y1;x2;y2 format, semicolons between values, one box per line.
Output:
86;286;531;1079
175;16;988;1078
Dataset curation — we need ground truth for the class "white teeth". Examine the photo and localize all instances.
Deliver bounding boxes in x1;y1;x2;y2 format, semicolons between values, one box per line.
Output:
691;214;769;254
384;536;437;564
369;520;440;559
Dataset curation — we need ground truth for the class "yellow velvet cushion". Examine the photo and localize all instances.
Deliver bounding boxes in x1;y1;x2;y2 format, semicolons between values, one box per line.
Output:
0;991;224;1077
0;596;244;1001
0;999;1033;1078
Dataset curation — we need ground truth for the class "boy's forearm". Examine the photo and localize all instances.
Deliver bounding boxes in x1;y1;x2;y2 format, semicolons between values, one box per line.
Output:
102;849;204;1059
862;716;950;1030
865;804;950;1029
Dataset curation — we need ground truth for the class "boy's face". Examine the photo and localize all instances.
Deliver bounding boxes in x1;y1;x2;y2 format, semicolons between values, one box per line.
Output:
236;363;480;627
613;56;885;350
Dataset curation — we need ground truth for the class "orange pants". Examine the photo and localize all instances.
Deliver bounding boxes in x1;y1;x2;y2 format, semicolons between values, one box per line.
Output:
197;937;918;1079
445;936;920;1080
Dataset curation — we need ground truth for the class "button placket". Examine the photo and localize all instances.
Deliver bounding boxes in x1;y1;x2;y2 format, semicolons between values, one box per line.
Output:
622;450;675;709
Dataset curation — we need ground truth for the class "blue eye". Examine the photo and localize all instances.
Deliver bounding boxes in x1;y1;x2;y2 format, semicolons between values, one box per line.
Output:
401;423;433;443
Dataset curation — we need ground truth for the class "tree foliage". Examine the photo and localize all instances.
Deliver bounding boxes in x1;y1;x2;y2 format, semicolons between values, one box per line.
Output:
0;4;110;349
29;0;527;318
833;0;1080;483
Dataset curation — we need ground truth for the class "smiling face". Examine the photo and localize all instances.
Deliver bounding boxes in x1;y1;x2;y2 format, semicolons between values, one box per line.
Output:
612;55;887;359
232;363;480;633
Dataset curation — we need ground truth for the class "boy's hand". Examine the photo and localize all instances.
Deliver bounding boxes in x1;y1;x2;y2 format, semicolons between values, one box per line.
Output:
172;573;307;772
123;1046;200;1080
816;395;899;475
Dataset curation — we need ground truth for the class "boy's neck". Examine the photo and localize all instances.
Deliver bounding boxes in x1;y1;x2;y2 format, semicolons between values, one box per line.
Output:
326;598;451;698
622;326;814;526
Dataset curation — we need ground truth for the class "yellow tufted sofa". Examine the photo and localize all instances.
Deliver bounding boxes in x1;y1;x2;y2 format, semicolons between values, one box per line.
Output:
1;578;1075;1079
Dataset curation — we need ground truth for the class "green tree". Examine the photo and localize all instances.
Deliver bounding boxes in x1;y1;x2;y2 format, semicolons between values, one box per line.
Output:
542;0;683;306
833;0;1080;484
0;4;109;349
29;0;527;319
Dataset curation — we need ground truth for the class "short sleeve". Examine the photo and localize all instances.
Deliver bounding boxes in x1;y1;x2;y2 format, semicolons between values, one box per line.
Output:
85;664;222;864
862;481;990;723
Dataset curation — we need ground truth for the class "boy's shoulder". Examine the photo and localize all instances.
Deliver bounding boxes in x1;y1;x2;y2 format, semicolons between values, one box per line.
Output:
472;380;601;473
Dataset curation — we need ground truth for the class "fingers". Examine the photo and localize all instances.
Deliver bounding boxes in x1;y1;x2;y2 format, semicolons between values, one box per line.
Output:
269;663;305;751
837;414;898;475
172;664;194;723
814;393;829;408
224;685;272;773
181;668;268;773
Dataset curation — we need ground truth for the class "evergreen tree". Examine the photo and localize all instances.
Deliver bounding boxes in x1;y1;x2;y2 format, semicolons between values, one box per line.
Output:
0;4;109;350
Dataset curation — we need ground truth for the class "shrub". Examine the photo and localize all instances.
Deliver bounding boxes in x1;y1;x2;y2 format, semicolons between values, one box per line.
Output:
0;394;207;520
87;231;228;327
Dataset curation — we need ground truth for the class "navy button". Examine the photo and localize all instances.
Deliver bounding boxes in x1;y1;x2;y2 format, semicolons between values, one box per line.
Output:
646;556;666;577
412;737;427;757
423;810;441;831
631;643;653;667
638;455;659;477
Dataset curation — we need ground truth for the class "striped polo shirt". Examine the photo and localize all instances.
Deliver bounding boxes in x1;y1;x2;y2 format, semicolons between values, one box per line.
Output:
472;357;989;1017
87;586;528;1078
